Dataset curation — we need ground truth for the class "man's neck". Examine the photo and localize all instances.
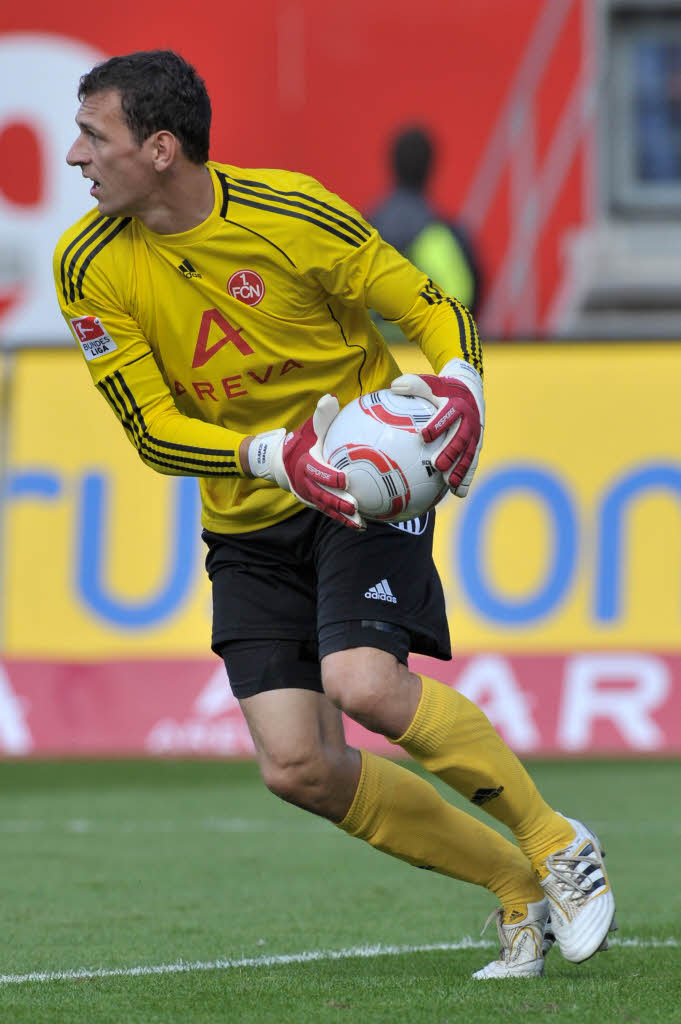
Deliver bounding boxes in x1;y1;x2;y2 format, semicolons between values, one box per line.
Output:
138;163;215;234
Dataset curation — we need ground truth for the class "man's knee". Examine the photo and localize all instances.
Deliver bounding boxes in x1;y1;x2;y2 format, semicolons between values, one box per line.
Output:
322;648;418;730
259;751;336;812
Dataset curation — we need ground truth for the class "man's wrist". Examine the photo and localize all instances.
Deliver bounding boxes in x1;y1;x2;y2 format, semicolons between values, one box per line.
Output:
439;357;484;418
439;356;482;388
247;428;287;481
240;435;256;478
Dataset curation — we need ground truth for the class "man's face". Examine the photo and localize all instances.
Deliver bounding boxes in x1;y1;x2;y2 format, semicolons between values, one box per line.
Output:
66;89;158;218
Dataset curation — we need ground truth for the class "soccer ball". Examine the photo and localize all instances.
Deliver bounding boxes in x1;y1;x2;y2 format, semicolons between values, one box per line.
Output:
323;390;448;522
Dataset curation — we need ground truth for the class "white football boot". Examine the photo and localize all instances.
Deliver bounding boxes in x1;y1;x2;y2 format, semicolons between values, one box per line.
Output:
542;910;618;958
472;898;549;979
537;814;616;963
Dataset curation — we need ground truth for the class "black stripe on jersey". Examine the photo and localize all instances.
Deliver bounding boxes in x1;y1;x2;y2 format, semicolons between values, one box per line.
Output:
460;302;483;375
448;297;482;376
111;371;238;469
228;174;371;242
65;217;117;301
326;303;367;393
418;279;485;373
215;171;229;218
216;171;308;264
100;370;238;474
73;218;132;301
101;375;214;474
98;381;136;445
446;297;470;365
60;216;107;303
63;217;115;303
227;179;370;246
228;193;364;248
420;279;444;306
100;375;237;475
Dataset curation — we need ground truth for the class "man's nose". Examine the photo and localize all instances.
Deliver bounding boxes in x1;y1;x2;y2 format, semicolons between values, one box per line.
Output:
66;138;87;166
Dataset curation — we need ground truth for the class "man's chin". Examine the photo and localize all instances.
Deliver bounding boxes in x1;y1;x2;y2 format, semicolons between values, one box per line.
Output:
94;196;130;218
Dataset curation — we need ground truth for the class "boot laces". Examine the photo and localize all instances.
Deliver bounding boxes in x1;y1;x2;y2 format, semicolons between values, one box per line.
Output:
480;907;511;960
544;848;602;902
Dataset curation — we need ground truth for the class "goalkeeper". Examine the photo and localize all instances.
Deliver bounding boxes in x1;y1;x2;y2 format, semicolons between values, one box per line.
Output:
54;49;616;979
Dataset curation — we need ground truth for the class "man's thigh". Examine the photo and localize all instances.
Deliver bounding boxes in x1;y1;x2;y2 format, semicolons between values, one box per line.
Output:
238;687;347;768
238;686;359;820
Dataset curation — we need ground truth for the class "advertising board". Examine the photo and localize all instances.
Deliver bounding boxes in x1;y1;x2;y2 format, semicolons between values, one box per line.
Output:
2;341;679;755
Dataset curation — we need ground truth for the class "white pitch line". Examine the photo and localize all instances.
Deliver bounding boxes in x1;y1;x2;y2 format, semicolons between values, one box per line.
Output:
0;818;330;834
1;818;679;835
0;937;678;987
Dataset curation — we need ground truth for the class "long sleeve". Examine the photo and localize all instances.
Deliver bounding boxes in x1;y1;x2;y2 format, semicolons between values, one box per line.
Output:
53;260;246;477
311;227;483;378
95;350;243;477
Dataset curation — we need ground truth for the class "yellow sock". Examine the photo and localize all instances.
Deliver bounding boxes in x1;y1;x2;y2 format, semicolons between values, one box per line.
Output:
337;750;543;916
394;675;574;869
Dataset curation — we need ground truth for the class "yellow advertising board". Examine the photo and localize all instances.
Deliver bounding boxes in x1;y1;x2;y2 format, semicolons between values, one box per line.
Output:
2;342;680;656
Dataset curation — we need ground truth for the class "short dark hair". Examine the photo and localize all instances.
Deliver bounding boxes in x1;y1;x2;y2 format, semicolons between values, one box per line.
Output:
78;50;211;164
391;126;434;191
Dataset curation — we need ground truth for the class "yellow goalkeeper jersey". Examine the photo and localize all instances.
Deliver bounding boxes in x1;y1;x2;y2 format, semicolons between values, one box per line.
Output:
53;161;482;533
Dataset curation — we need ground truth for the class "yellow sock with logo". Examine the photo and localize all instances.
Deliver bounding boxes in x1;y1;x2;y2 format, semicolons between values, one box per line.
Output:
337;750;543;916
394;675;574;870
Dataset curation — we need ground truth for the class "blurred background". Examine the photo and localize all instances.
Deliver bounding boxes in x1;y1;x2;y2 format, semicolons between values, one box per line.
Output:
0;0;679;760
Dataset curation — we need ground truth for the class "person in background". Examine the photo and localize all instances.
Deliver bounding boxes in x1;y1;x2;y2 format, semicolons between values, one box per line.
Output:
369;125;481;318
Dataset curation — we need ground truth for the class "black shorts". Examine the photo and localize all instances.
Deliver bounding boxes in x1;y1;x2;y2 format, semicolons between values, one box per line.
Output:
203;507;451;698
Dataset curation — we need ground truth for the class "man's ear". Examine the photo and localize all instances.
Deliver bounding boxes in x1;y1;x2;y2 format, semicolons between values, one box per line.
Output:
150;130;178;171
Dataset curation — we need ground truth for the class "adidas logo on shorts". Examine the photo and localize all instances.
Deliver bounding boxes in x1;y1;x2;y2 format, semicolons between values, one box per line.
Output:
364;579;397;604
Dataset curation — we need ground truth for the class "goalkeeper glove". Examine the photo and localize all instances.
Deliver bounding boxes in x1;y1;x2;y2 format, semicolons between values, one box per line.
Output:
391;357;484;497
248;393;365;529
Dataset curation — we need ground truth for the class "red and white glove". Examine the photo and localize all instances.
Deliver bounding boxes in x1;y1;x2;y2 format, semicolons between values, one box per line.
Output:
249;394;365;529
391;357;484;497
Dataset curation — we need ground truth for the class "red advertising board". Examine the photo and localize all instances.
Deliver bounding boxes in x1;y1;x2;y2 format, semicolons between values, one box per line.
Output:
2;654;679;758
0;0;586;340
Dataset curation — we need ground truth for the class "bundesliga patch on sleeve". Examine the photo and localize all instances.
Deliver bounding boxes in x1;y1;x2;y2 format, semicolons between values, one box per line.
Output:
69;315;118;361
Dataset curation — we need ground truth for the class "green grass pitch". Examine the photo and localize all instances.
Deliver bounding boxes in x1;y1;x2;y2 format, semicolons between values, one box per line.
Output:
0;758;679;1022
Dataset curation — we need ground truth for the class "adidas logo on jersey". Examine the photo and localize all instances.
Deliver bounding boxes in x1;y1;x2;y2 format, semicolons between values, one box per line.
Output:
364;579;397;603
177;258;202;279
